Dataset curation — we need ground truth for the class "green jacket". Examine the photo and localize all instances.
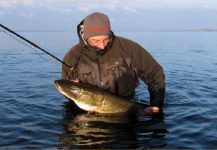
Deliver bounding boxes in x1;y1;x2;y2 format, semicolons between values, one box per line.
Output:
62;21;165;108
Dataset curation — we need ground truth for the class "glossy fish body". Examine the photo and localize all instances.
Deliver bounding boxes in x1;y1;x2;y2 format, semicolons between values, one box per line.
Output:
54;79;145;114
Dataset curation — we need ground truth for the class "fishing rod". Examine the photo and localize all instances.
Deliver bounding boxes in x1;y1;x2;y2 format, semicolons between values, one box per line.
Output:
0;24;74;70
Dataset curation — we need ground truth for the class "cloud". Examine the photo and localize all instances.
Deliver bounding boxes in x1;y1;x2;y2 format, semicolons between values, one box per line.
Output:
0;11;4;18
1;0;217;31
1;0;217;10
124;6;138;13
20;12;34;18
60;8;73;13
78;6;90;13
0;0;40;18
0;0;35;8
0;0;217;16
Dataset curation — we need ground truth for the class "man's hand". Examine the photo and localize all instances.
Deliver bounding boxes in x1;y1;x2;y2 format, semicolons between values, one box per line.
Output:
143;106;160;115
71;79;80;83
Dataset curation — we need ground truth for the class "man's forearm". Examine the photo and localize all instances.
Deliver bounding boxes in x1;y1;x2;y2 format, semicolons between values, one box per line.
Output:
149;87;165;108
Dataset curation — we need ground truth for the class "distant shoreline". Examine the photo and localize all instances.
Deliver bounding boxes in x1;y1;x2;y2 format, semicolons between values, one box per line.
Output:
117;29;217;32
2;29;217;32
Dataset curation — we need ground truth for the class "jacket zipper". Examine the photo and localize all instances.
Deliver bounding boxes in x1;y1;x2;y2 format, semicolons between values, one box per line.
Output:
97;57;103;87
112;68;119;94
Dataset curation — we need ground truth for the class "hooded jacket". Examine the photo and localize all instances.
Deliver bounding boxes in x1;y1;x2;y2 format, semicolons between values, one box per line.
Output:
61;20;165;108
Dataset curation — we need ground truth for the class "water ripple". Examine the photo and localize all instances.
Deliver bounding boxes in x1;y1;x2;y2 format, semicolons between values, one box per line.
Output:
1;31;217;149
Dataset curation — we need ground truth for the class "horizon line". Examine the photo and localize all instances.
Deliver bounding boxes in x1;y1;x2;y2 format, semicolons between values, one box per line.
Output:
4;28;217;32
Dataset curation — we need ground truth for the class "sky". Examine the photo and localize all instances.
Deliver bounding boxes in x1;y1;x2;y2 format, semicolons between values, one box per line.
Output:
0;0;217;31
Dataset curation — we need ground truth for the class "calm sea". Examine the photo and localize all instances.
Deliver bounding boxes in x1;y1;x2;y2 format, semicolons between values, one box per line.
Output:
0;30;217;149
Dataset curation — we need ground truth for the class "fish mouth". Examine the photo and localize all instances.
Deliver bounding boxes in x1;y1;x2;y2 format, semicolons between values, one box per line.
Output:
53;80;62;91
53;81;65;95
53;80;78;100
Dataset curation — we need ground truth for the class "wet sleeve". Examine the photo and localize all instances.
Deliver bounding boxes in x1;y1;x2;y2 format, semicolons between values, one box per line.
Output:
129;42;166;108
61;54;70;79
61;53;76;80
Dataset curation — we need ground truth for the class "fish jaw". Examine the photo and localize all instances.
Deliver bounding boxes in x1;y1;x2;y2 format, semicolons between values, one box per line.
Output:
54;80;78;100
73;101;98;112
54;80;99;112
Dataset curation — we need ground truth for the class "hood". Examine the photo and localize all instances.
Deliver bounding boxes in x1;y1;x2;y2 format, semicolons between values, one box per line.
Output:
77;19;115;56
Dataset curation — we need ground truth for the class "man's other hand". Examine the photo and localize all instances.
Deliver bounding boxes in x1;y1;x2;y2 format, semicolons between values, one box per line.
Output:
143;106;160;115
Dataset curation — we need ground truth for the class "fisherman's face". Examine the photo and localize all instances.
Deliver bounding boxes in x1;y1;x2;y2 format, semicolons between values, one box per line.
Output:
87;35;110;50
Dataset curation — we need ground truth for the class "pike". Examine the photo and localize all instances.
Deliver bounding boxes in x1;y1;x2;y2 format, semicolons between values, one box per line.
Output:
54;79;147;114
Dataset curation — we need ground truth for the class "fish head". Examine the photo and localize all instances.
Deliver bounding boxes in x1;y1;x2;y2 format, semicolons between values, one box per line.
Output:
54;79;102;112
54;79;83;100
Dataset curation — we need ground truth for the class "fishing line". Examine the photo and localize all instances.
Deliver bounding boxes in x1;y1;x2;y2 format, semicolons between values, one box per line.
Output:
0;26;56;61
0;29;44;58
0;24;74;71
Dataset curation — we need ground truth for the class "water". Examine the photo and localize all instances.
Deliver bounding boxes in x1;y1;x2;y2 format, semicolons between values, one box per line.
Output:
0;30;217;149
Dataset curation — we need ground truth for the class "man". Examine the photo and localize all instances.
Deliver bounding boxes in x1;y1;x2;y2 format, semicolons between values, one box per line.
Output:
62;12;165;115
